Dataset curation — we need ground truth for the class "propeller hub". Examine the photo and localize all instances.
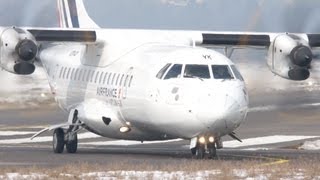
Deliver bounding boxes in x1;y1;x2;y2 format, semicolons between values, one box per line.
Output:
15;39;38;61
290;45;313;67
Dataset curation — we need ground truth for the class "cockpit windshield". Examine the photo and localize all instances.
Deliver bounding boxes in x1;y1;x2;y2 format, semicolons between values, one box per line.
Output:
184;65;210;79
164;64;183;80
156;63;171;79
157;63;242;81
231;65;244;81
211;65;234;79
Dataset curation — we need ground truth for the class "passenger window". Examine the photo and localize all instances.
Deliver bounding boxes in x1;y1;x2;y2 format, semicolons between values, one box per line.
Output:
124;75;129;86
95;71;100;83
90;71;95;82
115;74;120;85
156;63;171;79
119;75;124;86
212;65;234;79
103;73;108;84
74;69;79;80
231;65;244;81
86;70;91;82
66;68;71;79
164;64;182;80
82;70;87;81
70;68;75;80
99;72;104;84
62;67;67;79
184;65;210;79
59;67;64;78
129;76;133;87
111;73;116;85
78;69;83;81
107;73;111;85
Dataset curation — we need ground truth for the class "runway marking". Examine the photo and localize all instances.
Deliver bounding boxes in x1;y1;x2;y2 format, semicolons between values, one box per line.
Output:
0;131;36;136
0;126;47;130
0;131;318;151
226;154;290;167
0;132;101;144
249;102;320;112
260;158;289;166
224;135;319;148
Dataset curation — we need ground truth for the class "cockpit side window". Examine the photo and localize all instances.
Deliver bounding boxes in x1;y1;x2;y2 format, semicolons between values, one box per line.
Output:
184;65;210;79
164;64;182;80
211;65;234;79
231;65;244;81
156;63;171;79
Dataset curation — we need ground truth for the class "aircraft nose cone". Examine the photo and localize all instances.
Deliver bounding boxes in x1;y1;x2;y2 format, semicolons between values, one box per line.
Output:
195;87;248;131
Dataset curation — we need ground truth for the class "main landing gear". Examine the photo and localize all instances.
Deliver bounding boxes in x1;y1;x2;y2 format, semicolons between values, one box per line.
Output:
190;136;222;159
53;128;78;154
53;110;80;154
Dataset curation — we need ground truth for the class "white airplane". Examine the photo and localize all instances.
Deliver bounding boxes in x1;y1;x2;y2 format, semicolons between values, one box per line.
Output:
0;0;318;159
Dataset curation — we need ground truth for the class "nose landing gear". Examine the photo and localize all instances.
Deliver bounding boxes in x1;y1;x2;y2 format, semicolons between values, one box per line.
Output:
190;136;220;159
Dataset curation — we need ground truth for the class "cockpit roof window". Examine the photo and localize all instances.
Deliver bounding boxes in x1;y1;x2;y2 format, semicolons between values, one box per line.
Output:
231;65;244;81
156;63;171;79
184;65;210;79
164;64;182;80
211;65;234;79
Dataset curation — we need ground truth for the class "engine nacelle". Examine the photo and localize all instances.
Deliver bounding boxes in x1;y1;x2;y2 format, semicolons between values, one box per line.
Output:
267;34;313;81
0;27;38;75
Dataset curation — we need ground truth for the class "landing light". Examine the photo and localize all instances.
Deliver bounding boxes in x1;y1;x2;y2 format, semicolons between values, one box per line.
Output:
120;126;131;133
126;122;131;126
199;136;206;144
209;136;215;143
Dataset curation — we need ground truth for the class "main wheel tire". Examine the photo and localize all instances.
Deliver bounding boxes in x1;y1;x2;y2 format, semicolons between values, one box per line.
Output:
208;146;217;159
191;148;196;155
195;145;205;159
53;128;65;153
66;133;78;154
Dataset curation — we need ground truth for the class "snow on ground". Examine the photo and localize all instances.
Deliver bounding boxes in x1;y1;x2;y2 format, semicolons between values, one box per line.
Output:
0;170;317;180
299;140;320;150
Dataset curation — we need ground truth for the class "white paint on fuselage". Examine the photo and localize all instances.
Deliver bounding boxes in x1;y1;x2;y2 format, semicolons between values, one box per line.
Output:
39;30;249;141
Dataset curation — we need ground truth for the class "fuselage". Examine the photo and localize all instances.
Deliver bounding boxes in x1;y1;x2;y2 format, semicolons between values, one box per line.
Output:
39;29;249;141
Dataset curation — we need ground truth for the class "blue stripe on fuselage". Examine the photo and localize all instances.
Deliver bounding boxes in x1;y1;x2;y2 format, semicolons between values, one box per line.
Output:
61;0;70;28
68;0;80;28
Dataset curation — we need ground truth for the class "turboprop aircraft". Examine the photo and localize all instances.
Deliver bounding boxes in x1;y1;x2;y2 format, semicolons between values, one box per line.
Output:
0;0;319;159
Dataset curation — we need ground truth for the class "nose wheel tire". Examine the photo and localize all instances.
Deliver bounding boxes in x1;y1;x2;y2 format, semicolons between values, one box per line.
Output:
208;144;217;159
66;133;78;153
195;145;205;159
53;128;65;154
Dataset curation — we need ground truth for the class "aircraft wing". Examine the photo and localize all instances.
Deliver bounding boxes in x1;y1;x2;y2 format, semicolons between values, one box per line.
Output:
28;29;97;43
195;32;320;48
1;26;320;80
190;31;320;80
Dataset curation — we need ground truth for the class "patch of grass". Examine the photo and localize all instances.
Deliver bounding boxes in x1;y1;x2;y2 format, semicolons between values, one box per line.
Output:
0;158;320;179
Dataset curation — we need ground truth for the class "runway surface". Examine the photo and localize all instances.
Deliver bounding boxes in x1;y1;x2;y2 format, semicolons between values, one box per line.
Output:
0;88;320;167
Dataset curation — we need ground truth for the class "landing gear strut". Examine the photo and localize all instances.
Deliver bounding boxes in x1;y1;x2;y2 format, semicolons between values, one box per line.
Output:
52;110;81;154
66;131;78;153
